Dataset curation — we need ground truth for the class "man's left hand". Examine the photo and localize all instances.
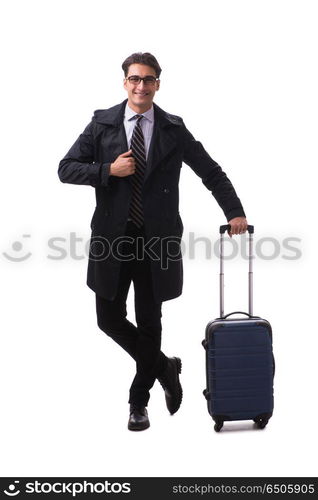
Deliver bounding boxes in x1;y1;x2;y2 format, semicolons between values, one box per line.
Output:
228;217;248;237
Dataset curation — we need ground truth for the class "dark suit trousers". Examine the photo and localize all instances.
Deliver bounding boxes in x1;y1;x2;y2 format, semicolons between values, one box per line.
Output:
95;221;168;407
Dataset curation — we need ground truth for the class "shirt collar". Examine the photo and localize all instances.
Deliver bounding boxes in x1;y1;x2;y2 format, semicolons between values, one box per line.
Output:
125;102;154;123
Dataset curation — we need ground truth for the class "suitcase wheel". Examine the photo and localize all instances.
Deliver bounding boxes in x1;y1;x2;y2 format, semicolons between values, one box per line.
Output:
214;422;223;432
254;418;268;429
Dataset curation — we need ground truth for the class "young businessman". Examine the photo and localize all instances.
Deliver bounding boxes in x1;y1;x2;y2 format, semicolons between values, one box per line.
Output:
58;52;248;431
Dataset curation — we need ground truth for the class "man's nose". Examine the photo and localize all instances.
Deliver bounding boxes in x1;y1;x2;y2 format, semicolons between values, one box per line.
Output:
137;79;146;89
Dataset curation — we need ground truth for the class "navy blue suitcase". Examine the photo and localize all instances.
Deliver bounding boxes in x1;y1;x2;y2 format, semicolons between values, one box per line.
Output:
202;225;274;432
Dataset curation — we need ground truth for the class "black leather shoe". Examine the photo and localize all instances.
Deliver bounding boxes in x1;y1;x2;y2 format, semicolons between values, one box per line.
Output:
128;404;150;431
157;357;183;415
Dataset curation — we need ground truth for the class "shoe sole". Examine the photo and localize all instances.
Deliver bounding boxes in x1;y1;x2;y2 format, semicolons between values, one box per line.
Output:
128;421;150;431
169;357;183;415
175;357;182;374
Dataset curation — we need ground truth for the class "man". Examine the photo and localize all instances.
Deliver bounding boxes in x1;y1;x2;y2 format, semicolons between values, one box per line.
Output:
58;52;248;431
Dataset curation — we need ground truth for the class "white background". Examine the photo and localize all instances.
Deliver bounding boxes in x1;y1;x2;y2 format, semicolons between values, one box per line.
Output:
1;0;317;478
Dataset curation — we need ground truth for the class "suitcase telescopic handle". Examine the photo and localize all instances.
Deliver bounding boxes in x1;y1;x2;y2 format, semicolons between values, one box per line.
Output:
219;224;254;318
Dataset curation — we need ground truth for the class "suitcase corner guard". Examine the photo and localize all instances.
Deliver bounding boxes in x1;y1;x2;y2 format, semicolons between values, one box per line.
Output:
203;389;211;400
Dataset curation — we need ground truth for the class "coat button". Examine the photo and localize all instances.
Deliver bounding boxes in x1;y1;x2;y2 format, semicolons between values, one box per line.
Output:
163;188;170;194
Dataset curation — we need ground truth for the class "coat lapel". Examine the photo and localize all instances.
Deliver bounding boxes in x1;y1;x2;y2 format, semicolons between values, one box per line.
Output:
109;123;128;157
144;103;182;184
94;99;128;157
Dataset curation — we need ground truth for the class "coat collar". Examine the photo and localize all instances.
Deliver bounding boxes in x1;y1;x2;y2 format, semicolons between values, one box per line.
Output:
93;99;183;128
93;99;183;184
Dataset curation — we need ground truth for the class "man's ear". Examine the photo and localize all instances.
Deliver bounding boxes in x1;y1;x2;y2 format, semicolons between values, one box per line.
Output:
156;80;160;91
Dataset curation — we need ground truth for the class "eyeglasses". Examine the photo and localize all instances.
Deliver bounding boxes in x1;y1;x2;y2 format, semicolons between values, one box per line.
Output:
126;75;159;85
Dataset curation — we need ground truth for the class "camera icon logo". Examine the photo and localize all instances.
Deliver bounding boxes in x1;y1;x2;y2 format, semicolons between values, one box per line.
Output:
3;481;20;496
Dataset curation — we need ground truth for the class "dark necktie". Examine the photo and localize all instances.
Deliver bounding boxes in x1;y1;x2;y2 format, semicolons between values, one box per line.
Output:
129;114;146;228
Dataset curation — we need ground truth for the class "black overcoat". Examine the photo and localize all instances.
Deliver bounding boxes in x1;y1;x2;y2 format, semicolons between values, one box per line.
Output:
58;99;245;302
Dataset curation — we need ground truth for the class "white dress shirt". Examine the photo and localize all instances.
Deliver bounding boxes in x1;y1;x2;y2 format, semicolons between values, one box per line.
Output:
123;102;154;160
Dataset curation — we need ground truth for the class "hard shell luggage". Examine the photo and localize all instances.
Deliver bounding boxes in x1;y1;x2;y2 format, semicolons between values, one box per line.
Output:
202;224;274;432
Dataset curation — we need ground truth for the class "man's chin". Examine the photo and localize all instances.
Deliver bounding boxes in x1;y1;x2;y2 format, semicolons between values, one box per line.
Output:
134;97;151;104
131;98;153;110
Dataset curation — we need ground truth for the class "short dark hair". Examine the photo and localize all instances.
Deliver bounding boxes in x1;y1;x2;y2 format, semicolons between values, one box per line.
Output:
122;52;162;78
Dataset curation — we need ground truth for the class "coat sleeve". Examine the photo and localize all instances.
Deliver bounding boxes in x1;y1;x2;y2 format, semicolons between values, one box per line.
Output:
58;119;110;187
181;122;246;222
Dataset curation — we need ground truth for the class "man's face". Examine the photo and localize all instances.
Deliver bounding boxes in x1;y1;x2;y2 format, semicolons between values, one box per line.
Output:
123;63;160;112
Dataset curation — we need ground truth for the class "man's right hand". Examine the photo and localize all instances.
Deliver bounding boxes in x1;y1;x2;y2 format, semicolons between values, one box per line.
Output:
109;150;135;177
